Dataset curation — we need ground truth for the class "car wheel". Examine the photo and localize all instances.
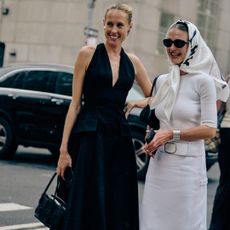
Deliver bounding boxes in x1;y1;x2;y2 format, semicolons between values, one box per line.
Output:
0;117;17;159
131;130;149;181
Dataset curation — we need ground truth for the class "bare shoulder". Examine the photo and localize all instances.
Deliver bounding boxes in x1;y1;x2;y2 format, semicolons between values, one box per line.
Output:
78;45;96;59
127;52;140;65
76;45;96;69
127;53;142;75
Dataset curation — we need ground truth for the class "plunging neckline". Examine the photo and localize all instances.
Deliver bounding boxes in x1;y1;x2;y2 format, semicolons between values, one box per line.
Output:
103;44;122;88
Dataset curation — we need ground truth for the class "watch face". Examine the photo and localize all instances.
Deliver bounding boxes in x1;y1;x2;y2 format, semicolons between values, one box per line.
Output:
164;142;177;154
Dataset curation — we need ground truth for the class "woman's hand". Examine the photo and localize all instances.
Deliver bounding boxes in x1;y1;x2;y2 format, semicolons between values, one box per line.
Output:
124;101;136;118
124;98;150;118
56;147;72;180
144;139;158;158
144;129;172;156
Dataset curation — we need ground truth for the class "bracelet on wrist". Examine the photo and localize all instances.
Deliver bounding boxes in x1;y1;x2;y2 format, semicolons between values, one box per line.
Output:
172;129;181;141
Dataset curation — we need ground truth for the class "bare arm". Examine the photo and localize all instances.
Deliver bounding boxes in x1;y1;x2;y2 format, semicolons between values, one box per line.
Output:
128;53;152;97
124;53;152;117
57;45;95;178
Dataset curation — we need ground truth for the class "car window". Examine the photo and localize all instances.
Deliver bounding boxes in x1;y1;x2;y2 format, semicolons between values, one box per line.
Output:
55;72;73;96
0;71;25;88
22;71;53;92
0;70;54;93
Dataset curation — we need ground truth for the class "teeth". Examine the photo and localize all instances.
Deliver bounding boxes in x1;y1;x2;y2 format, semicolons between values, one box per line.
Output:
109;34;119;39
170;53;179;57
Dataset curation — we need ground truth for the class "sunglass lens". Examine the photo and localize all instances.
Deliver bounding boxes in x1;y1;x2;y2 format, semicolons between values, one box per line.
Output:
174;39;186;48
163;39;172;47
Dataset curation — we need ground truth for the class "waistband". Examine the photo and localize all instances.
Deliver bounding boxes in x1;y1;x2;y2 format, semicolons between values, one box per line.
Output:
158;140;205;157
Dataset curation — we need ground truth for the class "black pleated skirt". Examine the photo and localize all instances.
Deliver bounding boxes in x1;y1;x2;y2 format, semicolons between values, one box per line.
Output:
62;123;139;230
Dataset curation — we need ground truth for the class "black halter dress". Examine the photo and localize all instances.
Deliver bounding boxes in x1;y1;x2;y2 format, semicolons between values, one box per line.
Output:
63;43;139;230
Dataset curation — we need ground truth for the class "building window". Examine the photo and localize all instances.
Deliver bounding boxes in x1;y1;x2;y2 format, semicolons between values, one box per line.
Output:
157;12;175;55
197;0;221;55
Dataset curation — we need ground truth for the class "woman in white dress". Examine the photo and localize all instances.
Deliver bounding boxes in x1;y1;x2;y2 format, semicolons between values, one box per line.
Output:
126;20;229;230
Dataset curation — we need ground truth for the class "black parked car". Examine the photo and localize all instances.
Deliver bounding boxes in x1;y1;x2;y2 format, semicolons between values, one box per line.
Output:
0;64;148;179
0;64;217;181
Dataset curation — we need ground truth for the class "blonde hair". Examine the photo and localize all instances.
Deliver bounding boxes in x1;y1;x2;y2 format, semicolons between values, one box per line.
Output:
105;3;133;24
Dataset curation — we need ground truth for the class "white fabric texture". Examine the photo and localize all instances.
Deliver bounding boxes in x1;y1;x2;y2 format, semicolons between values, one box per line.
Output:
150;20;229;121
140;73;217;230
141;152;207;230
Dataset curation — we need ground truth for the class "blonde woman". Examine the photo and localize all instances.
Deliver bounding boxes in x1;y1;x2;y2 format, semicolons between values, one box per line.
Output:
56;3;151;230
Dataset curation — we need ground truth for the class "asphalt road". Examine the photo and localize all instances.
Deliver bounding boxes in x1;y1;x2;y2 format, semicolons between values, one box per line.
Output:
0;146;220;230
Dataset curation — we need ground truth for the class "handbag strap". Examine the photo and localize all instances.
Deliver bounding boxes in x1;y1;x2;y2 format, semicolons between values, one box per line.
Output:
149;76;159;97
41;172;57;196
146;75;159;107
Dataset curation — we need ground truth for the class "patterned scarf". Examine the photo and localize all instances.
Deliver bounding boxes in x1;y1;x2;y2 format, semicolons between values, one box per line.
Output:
150;20;229;121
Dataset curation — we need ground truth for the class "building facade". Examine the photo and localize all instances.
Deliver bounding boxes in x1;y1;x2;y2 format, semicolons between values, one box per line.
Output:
0;0;230;78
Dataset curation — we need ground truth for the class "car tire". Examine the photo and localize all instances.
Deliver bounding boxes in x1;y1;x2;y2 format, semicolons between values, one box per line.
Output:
131;129;149;181
0;117;17;159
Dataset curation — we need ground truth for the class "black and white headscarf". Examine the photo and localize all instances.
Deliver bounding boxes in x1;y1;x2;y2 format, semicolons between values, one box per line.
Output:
151;20;229;121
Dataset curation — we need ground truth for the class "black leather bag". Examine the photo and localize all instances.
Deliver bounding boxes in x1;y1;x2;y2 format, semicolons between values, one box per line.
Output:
34;172;66;229
140;76;159;130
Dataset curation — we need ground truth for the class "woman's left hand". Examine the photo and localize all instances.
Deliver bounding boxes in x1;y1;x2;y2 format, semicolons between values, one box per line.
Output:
124;101;136;118
124;98;149;118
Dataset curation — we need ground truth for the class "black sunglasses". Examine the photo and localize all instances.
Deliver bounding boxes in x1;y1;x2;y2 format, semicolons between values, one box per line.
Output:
163;39;188;48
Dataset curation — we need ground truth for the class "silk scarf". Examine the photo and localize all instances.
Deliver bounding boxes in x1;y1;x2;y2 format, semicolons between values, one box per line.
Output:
150;20;229;121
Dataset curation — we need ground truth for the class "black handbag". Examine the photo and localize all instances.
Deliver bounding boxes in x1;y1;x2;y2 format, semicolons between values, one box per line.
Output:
140;76;159;130
34;172;66;229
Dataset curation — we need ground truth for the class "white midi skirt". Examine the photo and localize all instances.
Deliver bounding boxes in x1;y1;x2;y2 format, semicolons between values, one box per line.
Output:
140;148;207;230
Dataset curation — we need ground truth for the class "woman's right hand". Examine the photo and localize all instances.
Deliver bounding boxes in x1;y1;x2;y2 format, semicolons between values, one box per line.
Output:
56;147;72;180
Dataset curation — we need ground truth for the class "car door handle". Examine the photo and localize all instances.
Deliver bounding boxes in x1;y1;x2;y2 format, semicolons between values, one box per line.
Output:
51;98;64;105
8;93;17;99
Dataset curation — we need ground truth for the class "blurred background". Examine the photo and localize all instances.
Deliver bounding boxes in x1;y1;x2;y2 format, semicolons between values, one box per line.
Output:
0;0;230;79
